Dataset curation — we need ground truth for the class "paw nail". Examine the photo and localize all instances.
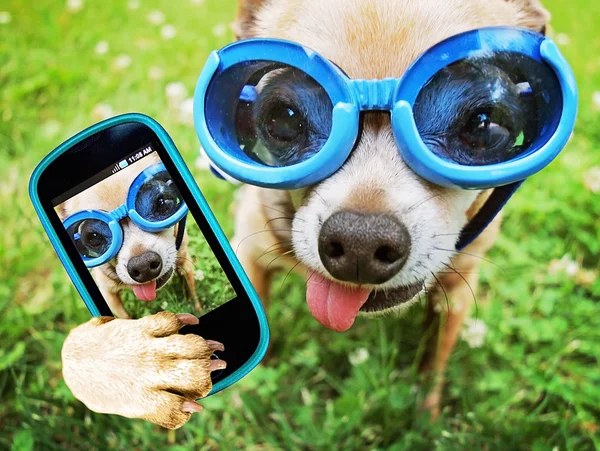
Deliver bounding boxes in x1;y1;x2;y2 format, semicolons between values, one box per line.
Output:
182;401;203;413
210;360;227;371
206;340;225;352
176;314;200;325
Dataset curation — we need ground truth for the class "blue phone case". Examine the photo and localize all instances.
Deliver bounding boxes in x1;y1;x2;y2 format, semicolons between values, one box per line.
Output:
29;113;270;396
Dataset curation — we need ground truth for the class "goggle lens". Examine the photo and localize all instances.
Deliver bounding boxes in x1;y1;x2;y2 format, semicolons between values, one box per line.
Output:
67;219;112;259
206;61;333;167
413;51;562;166
134;171;183;222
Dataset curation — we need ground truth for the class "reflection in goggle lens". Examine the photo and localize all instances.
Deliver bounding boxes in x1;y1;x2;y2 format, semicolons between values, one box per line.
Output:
134;171;183;222
67;219;112;259
220;63;334;167
413;52;562;166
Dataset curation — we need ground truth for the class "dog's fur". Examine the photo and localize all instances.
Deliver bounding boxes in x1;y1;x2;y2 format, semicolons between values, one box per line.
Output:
57;153;197;319
59;0;550;430
230;0;550;419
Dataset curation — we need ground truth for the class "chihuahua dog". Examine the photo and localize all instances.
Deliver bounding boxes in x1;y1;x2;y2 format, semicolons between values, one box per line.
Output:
59;0;550;430
57;153;198;319
229;0;550;419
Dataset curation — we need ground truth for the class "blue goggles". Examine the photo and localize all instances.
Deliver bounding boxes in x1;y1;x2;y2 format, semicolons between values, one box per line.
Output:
63;163;188;268
193;27;577;190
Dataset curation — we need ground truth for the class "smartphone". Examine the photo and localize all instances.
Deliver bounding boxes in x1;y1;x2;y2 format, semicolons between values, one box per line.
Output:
29;113;269;395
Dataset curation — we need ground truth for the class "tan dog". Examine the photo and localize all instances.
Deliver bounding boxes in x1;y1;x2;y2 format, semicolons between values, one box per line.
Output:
59;0;550;430
57;153;198;319
229;0;550;420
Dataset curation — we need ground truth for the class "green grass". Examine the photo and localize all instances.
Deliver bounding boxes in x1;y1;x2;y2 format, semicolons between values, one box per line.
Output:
1;0;599;449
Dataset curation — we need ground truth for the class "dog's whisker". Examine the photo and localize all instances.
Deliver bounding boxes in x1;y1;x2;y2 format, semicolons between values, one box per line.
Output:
441;261;479;321
263;216;295;229
253;242;294;265
433;232;466;237
430;271;450;322
433;247;504;271
265;250;295;272
244;201;305;221
235;229;299;254
312;190;330;207
406;193;443;213
176;256;195;266
280;261;302;290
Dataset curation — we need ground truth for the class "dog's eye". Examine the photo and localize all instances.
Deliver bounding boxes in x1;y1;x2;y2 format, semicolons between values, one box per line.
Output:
154;193;178;217
263;103;304;143
232;64;332;167
135;174;183;222
413;57;540;166
460;108;514;153
70;219;112;258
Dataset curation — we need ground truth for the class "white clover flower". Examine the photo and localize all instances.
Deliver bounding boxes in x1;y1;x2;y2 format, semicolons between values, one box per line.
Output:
549;254;579;277
564;260;580;277
0;11;12;24
94;41;109;55
212;24;227;37
165;81;188;108
127;0;140;9
91;103;114;122
147;10;165;25
161;24;177;40
113;54;132;70
195;147;212;170
148;66;164;80
66;0;83;13
460;318;488;348
194;269;205;281
592;92;600;111
178;98;194;126
42;120;61;138
554;33;571;46
583;167;600;193
348;347;369;366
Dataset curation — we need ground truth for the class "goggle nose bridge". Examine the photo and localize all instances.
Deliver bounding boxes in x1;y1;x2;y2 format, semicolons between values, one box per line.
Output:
348;78;403;111
112;204;129;222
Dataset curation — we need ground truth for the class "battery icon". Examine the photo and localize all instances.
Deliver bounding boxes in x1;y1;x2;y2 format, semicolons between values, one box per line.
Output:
119;160;129;169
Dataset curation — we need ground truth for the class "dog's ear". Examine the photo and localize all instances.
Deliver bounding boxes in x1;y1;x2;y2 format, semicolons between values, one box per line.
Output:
55;203;68;221
506;0;550;34
231;0;269;40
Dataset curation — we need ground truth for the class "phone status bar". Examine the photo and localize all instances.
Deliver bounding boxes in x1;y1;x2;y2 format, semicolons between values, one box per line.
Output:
52;144;155;206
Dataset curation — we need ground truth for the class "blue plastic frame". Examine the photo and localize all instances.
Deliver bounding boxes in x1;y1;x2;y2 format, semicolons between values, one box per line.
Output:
193;27;578;190
62;162;189;268
29;113;270;396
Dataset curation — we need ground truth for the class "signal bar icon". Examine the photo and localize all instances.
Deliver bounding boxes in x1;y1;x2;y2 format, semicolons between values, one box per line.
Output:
111;160;129;174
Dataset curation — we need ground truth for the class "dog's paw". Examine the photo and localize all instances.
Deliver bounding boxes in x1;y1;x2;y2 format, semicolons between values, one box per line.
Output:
61;312;225;429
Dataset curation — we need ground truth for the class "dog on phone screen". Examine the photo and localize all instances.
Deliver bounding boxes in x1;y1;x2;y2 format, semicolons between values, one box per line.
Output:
58;0;551;431
229;0;551;419
56;153;198;319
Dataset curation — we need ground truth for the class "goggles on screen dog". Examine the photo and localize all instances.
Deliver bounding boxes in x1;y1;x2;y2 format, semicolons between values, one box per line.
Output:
193;26;577;190
63;163;188;268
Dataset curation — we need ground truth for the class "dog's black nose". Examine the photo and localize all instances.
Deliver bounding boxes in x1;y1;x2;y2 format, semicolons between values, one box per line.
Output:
318;211;411;285
127;251;163;283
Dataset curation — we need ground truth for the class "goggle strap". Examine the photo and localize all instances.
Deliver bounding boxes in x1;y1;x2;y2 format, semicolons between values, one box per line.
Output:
175;214;188;251
455;181;524;251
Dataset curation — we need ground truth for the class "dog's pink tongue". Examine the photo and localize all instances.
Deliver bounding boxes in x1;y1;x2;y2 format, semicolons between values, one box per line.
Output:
132;280;157;302
306;275;371;332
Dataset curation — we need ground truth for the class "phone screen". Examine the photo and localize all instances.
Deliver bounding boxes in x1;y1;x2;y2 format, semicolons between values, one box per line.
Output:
51;144;236;320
